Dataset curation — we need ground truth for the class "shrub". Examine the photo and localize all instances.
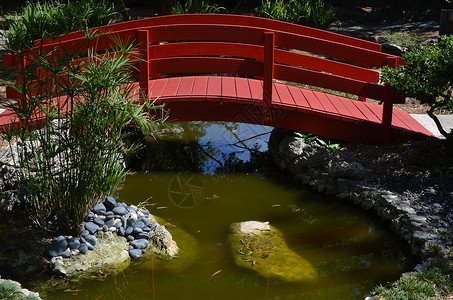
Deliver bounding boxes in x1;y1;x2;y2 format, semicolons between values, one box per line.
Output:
2;35;166;235
172;0;224;14
381;35;453;143
254;0;336;29
2;0;120;51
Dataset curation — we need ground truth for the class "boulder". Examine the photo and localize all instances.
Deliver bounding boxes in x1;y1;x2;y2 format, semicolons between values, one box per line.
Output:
49;231;130;277
228;221;318;282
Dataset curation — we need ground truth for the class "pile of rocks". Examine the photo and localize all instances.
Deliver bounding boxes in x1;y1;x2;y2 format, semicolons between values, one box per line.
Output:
48;196;157;260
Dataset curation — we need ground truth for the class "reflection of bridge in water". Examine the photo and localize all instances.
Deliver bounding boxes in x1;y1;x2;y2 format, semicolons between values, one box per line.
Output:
2;14;433;143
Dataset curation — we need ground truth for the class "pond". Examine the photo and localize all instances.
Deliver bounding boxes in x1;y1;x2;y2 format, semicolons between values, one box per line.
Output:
35;122;413;299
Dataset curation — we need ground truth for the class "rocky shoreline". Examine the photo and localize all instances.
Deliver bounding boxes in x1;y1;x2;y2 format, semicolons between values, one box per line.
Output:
268;128;452;258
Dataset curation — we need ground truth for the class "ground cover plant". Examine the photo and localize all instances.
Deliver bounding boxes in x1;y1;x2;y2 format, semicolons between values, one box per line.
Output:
381;35;453;145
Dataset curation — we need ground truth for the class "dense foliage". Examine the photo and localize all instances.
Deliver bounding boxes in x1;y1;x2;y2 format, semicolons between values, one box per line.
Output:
172;0;224;14
381;35;453;142
254;0;336;29
2;0;120;51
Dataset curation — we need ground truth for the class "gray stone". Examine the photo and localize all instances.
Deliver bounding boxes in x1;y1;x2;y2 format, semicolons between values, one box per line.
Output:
127;217;137;227
135;232;149;240
102;225;109;232
105;219;115;228
86;242;94;251
118;227;125;236
85;235;97;246
93;203;106;214
85;222;99;234
113;206;127;215
104;196;116;210
133;227;143;233
93;218;105;226
79;243;88;254
129;249;143;260
127;235;135;241
68;237;80;250
48;236;68;257
131;239;149;249
105;211;115;219
133;221;145;229
60;250;72;258
125;226;134;236
143;227;151;232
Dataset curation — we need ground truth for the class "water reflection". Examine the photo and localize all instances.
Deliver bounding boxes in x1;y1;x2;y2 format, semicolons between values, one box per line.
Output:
140;122;272;174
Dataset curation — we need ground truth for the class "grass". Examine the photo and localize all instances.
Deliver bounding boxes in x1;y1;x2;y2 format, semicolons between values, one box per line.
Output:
379;30;425;50
370;256;453;299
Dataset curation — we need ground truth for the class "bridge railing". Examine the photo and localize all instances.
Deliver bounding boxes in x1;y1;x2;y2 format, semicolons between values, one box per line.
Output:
3;14;404;141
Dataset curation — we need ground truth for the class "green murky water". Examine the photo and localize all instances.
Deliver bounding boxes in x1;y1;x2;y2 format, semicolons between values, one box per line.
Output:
35;122;413;299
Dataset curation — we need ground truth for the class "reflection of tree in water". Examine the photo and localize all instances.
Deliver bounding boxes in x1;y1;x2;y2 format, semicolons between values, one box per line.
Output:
139;122;272;174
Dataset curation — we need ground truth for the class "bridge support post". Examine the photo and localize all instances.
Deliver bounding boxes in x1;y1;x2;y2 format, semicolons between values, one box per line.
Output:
138;30;150;102
381;57;397;143
263;32;274;125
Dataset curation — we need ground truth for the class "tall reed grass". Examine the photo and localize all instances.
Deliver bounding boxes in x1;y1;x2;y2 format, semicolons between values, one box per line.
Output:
2;35;166;235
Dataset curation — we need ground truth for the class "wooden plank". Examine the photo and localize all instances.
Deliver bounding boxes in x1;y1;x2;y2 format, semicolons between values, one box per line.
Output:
149;57;263;78
275;64;386;102
340;97;368;121
311;90;340;117
248;79;263;101
160;77;181;98
40;14;381;51
191;76;209;98
221;76;237;99
235;77;252;99
275;49;380;83
176;76;195;97
325;93;356;119
365;102;384;122
287;85;310;109
274;82;296;109
354;102;381;123
150;42;263;60
149;78;168;101
207;76;222;99
301;89;325;112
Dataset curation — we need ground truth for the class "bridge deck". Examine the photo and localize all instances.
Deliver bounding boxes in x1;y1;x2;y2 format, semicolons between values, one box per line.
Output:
0;76;432;143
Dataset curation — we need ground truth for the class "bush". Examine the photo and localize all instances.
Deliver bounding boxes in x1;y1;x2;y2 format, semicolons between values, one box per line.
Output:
2;36;166;235
172;0;224;14
2;0;120;51
254;0;336;29
381;35;453;143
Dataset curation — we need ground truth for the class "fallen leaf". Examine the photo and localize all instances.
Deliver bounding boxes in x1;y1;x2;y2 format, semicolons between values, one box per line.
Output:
211;269;222;277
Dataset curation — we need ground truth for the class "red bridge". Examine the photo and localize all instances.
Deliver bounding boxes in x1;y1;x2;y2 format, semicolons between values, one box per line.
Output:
2;14;433;143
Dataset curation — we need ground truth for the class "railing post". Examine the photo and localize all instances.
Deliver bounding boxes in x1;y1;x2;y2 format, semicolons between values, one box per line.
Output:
381;57;397;143
138;30;150;102
263;32;274;124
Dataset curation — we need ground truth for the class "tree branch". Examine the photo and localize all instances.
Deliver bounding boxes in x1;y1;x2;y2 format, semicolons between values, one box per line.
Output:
427;106;450;138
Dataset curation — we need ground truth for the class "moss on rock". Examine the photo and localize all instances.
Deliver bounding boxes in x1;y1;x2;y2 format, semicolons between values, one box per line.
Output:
52;231;130;277
229;221;318;282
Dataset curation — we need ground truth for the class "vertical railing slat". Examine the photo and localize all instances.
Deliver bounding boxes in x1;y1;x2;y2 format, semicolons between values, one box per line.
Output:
263;31;275;124
138;30;150;102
